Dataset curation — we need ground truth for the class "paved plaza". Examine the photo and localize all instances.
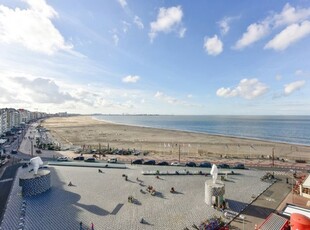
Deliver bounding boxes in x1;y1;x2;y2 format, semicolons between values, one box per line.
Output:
1;164;273;230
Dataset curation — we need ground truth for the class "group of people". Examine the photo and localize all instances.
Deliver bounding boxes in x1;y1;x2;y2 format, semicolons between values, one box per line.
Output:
146;185;156;195
128;195;134;203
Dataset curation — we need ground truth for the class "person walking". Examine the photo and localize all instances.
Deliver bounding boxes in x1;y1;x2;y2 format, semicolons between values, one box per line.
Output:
91;222;94;230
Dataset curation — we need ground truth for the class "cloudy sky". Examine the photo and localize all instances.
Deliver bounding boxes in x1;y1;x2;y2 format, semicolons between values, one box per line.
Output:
0;0;309;115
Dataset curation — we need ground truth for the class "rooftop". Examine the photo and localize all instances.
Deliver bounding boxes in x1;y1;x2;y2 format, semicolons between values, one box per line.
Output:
1;164;272;230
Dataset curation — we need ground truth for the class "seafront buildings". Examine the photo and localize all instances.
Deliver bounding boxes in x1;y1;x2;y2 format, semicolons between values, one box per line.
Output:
0;108;47;136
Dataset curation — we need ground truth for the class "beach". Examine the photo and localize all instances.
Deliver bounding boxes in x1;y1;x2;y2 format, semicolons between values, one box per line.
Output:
41;116;310;162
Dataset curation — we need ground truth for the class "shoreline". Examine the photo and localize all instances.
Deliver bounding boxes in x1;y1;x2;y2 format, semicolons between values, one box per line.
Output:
41;116;310;162
92;116;310;148
92;115;310;147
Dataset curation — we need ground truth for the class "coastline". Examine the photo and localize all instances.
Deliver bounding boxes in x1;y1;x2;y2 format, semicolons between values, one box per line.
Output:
41;115;310;161
92;115;310;148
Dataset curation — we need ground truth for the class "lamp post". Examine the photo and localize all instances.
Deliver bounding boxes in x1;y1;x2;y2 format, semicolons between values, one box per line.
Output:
178;143;181;163
240;214;245;230
290;171;297;204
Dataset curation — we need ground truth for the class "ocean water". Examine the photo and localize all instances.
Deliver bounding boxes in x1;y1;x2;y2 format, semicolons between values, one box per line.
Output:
93;115;310;146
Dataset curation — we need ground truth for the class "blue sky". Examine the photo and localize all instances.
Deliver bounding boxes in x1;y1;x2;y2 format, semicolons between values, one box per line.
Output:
0;0;309;115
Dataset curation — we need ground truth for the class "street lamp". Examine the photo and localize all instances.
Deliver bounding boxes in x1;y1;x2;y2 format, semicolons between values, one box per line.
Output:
240;214;245;230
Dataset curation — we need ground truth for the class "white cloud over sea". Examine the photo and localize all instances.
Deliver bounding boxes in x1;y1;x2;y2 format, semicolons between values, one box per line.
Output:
216;78;269;100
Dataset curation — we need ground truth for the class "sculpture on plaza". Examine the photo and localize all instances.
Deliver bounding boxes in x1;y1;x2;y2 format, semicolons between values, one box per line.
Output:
210;164;218;184
29;156;43;175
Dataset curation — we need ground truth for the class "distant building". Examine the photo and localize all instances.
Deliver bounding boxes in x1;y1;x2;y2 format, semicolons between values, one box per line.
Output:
0;109;8;136
0;108;50;136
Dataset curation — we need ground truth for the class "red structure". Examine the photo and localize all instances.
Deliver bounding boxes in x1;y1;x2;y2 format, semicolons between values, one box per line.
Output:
290;213;310;230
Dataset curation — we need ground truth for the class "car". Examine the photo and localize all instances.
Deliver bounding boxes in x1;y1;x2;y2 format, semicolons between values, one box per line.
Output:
107;158;117;163
185;162;197;167
132;159;143;164
11;149;17;154
73;156;84;161
133;151;140;156
143;160;156;165
232;163;245;169
36;149;42;154
218;163;230;169
199;162;212;168
57;156;68;161
170;161;181;166
157;161;169;166
84;157;96;162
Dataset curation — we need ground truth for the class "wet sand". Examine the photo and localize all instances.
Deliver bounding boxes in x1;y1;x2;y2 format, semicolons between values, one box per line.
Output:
41;116;310;162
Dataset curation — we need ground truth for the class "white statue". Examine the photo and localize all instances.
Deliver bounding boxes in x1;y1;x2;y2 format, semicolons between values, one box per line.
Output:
210;164;218;184
29;156;43;175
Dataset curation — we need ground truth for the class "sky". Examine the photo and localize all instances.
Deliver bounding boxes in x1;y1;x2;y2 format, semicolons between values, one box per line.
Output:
0;0;310;115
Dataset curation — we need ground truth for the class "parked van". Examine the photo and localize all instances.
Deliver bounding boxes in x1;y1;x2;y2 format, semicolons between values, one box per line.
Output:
107;158;117;163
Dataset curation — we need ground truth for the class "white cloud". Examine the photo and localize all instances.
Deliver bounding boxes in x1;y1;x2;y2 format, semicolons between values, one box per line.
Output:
203;35;223;56
149;6;185;42
234;3;310;50
122;20;131;33
0;0;73;55
122;75;140;83
0;74;74;104
216;78;268;99
218;17;232;35
274;3;310;27
113;34;119;46
179;27;186;38
234;22;269;49
187;94;192;98
154;91;200;107
284;80;306;95
265;21;310;51
154;91;164;98
117;0;127;8
134;16;144;29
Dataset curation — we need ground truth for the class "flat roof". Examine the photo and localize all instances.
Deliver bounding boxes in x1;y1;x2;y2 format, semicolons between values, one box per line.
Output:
282;204;310;218
1;165;273;230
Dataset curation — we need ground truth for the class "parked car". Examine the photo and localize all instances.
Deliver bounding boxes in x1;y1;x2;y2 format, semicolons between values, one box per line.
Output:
232;163;245;169
132;159;143;164
84;157;96;162
143;160;156;165
218;163;230;169
157;161;169;166
36;149;42;154
57;156;68;161
185;162;197;167
11;149;17;154
170;161;181;166
107;158;117;163
73;156;84;161
199;162;212;168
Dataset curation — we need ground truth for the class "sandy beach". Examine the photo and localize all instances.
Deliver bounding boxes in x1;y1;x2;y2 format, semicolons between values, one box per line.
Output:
40;116;310;163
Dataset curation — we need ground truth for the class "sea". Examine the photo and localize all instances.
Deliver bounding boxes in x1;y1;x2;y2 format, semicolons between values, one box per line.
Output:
93;115;310;146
